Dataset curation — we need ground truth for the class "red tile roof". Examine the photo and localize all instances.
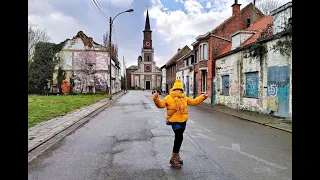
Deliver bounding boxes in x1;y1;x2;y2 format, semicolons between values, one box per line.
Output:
217;16;273;57
218;43;232;56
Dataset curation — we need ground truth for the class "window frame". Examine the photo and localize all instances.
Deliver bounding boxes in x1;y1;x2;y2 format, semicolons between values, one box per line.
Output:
201;70;207;93
244;71;259;99
199;42;208;61
221;75;230;96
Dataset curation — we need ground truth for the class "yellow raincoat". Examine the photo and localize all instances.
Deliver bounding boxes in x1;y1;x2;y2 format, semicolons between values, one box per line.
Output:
152;79;206;123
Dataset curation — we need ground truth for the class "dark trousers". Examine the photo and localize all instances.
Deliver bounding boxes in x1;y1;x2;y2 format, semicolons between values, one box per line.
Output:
173;128;185;153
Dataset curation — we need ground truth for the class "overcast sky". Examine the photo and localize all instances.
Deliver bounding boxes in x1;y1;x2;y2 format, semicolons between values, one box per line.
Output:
28;0;290;68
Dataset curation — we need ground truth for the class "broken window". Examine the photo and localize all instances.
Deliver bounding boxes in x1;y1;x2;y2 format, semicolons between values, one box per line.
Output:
247;18;251;27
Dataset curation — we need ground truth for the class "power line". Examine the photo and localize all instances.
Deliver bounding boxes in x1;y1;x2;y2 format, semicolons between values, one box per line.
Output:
92;0;109;18
88;0;107;21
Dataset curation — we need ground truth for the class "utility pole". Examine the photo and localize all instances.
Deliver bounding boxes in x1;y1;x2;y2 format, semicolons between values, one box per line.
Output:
109;17;112;100
108;9;134;99
123;56;127;92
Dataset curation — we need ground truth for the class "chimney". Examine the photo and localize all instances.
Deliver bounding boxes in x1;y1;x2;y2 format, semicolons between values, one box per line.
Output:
231;0;241;16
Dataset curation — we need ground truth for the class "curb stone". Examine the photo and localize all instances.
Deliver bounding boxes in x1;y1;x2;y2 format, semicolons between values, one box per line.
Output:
198;104;292;133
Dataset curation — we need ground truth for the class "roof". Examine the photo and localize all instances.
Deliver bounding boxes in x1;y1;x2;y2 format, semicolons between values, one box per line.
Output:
144;10;151;31
217;16;273;56
270;1;292;16
212;3;263;34
192;3;265;46
74;31;104;48
165;45;191;66
127;65;138;70
182;49;195;60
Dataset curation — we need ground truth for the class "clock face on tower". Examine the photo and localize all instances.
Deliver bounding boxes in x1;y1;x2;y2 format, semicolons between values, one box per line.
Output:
146;42;150;46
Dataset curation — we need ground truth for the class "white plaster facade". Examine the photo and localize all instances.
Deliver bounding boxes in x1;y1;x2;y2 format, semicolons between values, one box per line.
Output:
271;2;292;34
215;36;292;117
161;67;166;93
176;57;194;97
231;31;255;50
55;31;121;94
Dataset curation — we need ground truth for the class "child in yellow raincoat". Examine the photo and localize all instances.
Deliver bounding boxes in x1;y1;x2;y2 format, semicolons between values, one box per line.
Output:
152;79;208;168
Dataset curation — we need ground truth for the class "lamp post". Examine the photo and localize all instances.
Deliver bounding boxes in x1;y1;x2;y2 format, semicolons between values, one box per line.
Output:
109;8;134;100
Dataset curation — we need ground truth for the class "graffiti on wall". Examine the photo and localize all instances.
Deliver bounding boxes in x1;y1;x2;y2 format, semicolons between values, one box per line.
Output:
245;72;259;98
230;84;242;94
267;65;290;117
94;73;107;93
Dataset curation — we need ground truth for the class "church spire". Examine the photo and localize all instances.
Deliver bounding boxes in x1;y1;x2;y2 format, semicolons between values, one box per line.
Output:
144;10;151;31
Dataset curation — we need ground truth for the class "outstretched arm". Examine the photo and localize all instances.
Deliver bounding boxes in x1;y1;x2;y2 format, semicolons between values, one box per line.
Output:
152;93;166;108
187;94;207;106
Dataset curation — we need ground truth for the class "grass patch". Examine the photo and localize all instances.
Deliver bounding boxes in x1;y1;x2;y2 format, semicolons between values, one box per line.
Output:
28;94;109;128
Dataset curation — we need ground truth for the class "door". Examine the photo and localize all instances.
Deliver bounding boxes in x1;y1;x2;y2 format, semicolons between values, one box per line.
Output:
267;65;290;117
212;77;216;104
186;76;189;97
166;84;168;93
194;72;198;97
146;81;150;90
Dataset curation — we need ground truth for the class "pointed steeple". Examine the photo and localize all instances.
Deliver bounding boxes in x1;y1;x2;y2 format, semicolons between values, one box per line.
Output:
144;10;151;31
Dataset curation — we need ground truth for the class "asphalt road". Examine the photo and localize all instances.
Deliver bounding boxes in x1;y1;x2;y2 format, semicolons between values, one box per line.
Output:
28;90;292;180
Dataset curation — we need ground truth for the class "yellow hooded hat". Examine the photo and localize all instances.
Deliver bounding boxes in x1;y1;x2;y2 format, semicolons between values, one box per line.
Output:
172;79;184;91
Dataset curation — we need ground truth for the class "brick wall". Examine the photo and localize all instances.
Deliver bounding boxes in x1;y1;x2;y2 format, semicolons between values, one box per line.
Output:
166;65;176;90
144;64;152;72
126;69;133;88
144;53;152;62
176;58;185;69
198;3;264;100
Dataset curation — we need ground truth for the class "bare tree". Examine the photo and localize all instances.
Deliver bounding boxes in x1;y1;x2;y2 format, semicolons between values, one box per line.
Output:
102;31;118;60
256;0;280;15
73;49;97;93
102;31;108;47
28;21;51;71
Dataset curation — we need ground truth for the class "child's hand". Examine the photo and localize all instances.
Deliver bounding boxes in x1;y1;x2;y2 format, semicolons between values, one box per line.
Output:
204;92;208;99
153;92;159;98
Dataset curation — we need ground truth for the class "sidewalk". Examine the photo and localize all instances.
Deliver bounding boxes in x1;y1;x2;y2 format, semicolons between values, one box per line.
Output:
28;91;126;153
198;103;292;133
160;94;292;133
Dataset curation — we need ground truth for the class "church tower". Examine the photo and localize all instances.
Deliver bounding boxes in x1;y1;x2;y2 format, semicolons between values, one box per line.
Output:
140;9;155;74
143;10;152;49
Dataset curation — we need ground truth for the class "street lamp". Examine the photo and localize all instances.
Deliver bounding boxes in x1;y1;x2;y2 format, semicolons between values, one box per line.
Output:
109;8;134;100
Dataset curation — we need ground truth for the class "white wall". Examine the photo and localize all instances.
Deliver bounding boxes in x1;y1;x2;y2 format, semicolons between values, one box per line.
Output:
161;68;166;92
272;2;292;34
215;36;292;117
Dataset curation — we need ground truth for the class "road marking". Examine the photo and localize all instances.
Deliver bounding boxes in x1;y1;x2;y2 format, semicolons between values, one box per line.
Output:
231;143;240;151
219;144;287;170
191;133;216;141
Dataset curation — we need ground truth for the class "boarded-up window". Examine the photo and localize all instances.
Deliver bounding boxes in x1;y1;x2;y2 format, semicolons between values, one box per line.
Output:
221;75;229;96
245;72;259;98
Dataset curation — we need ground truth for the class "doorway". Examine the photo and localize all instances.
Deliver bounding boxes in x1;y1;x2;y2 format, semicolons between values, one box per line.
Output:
146;81;150;90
